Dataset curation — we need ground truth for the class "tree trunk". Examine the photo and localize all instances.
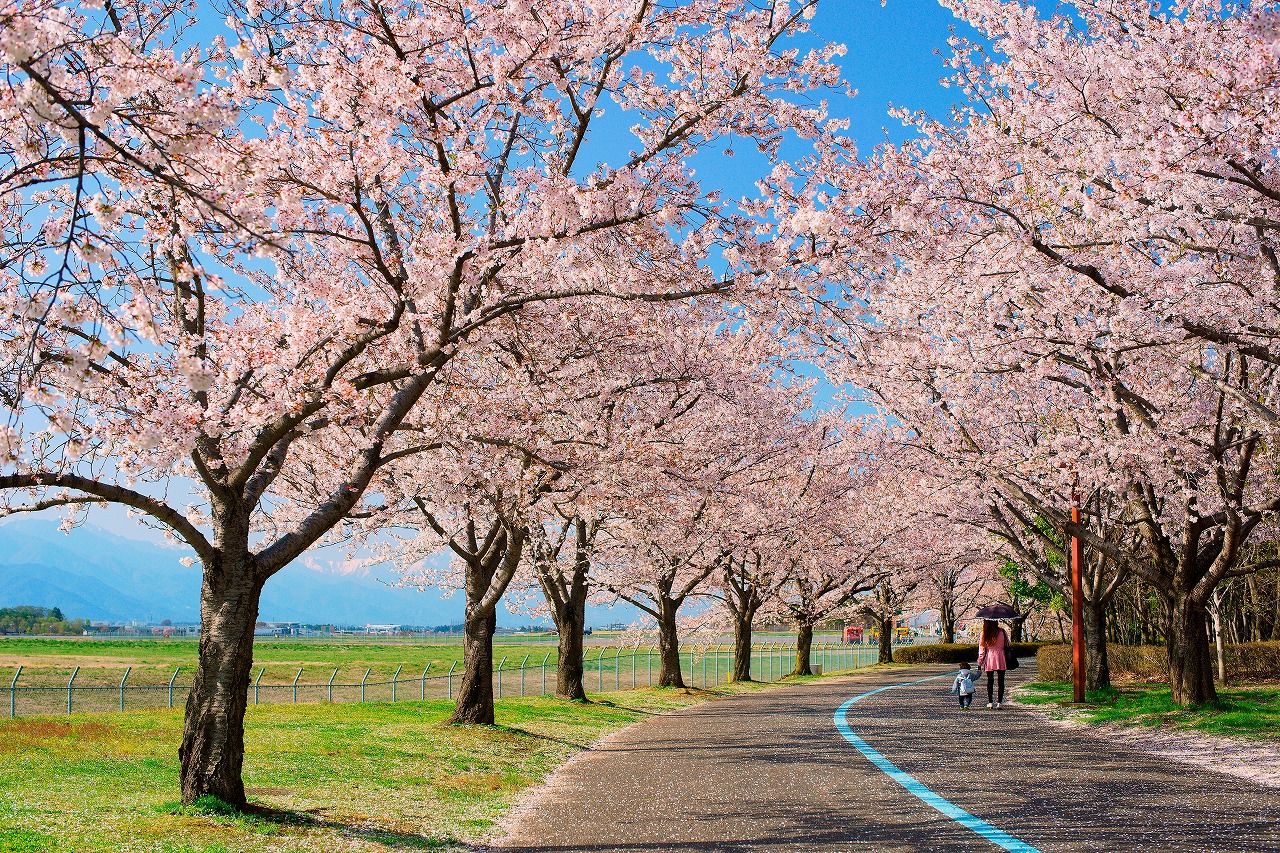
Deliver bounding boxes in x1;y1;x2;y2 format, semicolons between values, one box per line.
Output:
179;555;262;808
1082;597;1111;692
792;623;814;676
877;615;893;664
940;598;956;644
657;598;685;688
1273;575;1280;641
1209;588;1227;685
731;608;755;682
1009;617;1025;643
1164;594;1217;706
450;605;496;724
552;593;587;701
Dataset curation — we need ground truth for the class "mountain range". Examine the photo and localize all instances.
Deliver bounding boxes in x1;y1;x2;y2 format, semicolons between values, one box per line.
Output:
0;517;634;627
0;518;469;625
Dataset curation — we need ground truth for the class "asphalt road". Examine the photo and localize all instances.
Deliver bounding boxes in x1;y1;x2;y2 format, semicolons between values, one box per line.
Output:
496;665;1280;852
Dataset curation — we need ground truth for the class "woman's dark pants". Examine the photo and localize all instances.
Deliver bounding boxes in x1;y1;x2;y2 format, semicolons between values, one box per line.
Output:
986;670;1005;704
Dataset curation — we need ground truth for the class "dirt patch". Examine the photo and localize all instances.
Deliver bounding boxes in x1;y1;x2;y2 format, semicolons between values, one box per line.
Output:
0;719;118;753
1010;694;1280;788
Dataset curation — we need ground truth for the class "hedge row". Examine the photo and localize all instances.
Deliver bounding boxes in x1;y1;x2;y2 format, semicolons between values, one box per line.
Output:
892;642;1054;665
1036;641;1280;682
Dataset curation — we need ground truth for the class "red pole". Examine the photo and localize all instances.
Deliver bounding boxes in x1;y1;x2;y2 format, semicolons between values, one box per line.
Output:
1071;494;1085;703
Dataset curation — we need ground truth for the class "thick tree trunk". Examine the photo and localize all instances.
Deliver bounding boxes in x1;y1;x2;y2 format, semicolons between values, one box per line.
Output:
179;556;262;808
657;599;685;688
940;599;956;644
877;615;893;664
1082;598;1111;692
450;605;497;724
792;623;814;676
1009;617;1025;643
552;594;587;700
1164;594;1217;706
731;608;755;682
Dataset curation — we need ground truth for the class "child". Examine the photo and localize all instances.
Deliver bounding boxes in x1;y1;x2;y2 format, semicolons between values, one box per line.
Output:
950;662;977;709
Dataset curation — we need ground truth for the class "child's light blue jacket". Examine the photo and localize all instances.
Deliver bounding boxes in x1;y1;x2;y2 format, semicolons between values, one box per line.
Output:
951;668;977;696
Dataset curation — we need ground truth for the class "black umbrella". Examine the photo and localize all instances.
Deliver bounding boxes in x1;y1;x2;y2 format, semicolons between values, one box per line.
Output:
974;603;1021;620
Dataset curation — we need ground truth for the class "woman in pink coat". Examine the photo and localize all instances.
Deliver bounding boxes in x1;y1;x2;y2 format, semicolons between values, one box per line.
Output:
977;619;1010;709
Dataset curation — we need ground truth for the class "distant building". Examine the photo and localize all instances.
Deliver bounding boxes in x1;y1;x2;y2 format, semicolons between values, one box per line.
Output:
254;621;301;637
365;624;402;636
909;610;942;636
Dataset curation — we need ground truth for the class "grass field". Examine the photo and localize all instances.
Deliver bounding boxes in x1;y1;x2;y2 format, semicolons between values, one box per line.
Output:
0;634;852;690
1017;680;1280;739
0;675;828;853
0;637;567;689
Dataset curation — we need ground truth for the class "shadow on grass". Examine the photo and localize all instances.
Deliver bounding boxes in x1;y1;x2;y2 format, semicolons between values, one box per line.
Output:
162;799;461;850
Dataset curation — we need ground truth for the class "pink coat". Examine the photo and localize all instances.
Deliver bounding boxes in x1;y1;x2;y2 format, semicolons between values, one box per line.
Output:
978;629;1009;672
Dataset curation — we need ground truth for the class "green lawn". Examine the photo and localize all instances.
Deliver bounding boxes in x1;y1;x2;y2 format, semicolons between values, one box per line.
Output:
0;687;758;853
1017;680;1280;739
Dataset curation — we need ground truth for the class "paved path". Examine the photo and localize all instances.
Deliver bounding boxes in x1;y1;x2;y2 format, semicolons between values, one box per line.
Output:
497;666;1280;852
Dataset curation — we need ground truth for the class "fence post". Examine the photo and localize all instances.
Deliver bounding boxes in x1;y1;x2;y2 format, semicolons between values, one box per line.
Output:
67;666;79;715
391;664;403;703
597;648;604;692
169;667;182;709
447;662;456;699
421;664;430;701
119;667;131;712
293;667;304;703
632;644;639;689
541;652;551;696
328;668;339;703
520;655;529;697
9;666;20;718
647;646;653;686
254;667;264;704
496;658;506;699
360;668;371;703
614;647;621;691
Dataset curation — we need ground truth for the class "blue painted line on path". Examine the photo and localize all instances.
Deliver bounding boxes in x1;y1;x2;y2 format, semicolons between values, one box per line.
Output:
833;675;1043;853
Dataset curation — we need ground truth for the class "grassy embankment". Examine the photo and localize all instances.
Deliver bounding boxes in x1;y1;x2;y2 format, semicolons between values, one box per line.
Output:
0;684;770;853
0;638;872;853
1017;681;1280;739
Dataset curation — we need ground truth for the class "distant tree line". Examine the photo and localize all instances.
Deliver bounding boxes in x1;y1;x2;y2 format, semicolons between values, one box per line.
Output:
0;606;88;635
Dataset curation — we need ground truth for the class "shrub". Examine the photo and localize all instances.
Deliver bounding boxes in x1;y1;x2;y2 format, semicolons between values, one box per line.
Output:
892;642;1050;665
1036;641;1280;682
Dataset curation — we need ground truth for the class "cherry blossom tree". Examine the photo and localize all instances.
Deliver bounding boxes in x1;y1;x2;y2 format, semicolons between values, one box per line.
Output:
596;356;816;687
718;551;779;681
1;0;845;804
772;0;1280;706
766;421;905;676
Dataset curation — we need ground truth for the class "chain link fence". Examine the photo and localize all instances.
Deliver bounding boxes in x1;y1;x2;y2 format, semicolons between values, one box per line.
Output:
4;639;924;717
